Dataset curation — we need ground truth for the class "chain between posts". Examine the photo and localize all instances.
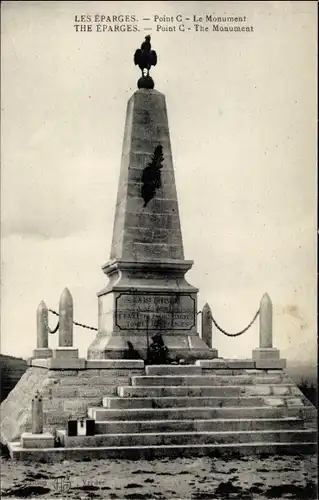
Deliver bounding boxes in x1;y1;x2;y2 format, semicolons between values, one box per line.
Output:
47;306;259;336
48;309;98;332
199;308;260;337
43;311;59;334
47;320;60;334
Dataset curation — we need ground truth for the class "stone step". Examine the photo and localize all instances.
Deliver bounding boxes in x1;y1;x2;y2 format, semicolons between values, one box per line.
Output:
103;396;267;409
57;429;316;449
8;441;317;462
131;375;283;386
117;385;243;398
94;417;305;434
88;405;304;421
145;365;202;375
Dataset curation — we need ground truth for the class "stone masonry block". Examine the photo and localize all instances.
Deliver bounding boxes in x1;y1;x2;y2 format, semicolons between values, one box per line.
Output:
31;359;50;368
46;370;79;377
255;359;286;369
52;348;79;359
85;359;144;369
42;378;60;387
254;376;282;384
44;411;70;425
77;368;139;379
195;360;227;368
77;387;104;398
49;387;78;398
97;376;131;386
244;369;266;374
245;385;272;396
202;369;233;375
304;407;317;420
232;370;248;376
97;386;118;397
20;432;54;449
263;397;285;407
60;375;131;387
32;348;52;359
63;400;96;414
60;376;102;386
43;399;64;411
47;358;86;370
290;386;304;396
286;398;304;407
222;376;254;385
252;348;280;360
225;360;256;369
98;369;143;378
272;386;290;396
281;375;293;384
77;369;101;377
267;369;285;374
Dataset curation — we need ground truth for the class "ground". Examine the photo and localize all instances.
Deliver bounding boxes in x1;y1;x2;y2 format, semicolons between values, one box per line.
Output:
1;454;317;499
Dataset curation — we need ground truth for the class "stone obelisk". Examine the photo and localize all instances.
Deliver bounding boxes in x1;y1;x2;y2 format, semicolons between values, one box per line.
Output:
88;37;215;361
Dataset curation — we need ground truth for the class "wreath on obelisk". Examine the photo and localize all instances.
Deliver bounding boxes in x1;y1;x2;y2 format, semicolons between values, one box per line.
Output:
141;145;164;207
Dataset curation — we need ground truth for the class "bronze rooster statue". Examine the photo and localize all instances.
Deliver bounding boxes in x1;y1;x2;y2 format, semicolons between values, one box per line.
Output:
134;35;157;77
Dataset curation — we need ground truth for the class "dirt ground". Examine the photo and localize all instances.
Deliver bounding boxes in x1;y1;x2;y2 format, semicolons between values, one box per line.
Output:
1;453;317;500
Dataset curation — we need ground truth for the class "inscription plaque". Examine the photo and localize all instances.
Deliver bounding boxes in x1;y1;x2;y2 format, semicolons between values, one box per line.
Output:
115;293;196;331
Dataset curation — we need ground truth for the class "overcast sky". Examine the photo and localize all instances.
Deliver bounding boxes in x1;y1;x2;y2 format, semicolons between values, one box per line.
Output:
1;1;317;364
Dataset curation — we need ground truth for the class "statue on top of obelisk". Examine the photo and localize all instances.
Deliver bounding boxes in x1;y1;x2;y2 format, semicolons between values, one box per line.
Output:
134;35;157;89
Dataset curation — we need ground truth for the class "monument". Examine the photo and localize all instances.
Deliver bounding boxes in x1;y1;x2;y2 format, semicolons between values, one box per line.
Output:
88;37;217;361
0;37;316;462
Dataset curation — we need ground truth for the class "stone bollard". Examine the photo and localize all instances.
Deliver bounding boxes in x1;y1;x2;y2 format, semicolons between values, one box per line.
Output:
19;391;56;449
50;287;84;367
32;391;43;434
201;303;212;348
252;292;286;369
32;301;52;359
31;288;84;369
59;288;73;347
37;301;49;348
259;292;273;348
200;303;219;358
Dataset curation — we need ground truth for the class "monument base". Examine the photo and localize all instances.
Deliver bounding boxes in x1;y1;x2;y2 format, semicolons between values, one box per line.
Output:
252;347;280;360
32;348;52;359
88;331;218;362
88;258;216;362
252;347;286;369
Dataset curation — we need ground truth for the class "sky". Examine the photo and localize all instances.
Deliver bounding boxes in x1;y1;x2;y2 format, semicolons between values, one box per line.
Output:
1;1;317;365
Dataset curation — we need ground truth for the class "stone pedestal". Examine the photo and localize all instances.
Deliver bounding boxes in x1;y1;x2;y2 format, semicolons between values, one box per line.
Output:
31;346;86;369
53;348;79;359
252;348;286;369
20;432;54;449
252;347;280;360
32;348;52;359
88;89;215;362
49;348;85;368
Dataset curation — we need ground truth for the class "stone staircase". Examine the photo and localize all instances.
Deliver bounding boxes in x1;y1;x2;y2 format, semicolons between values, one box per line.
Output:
9;363;317;461
62;364;317;458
